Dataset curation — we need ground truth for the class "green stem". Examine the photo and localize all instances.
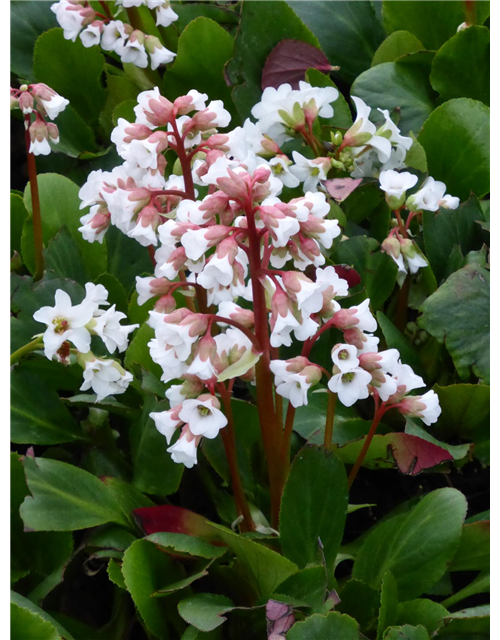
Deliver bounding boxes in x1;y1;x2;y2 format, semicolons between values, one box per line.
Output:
24;115;44;281
10;336;44;366
347;401;385;489
324;391;336;450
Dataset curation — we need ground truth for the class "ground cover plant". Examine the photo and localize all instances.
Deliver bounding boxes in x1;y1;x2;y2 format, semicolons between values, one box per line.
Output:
10;1;490;638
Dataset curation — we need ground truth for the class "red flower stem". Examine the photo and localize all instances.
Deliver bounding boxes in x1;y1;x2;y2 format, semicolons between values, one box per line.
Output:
245;197;284;528
149;189;188;198
347;397;386;489
24;114;44;281
394;207;408;238
324;391;336;450
217;382;255;532
207;315;260;350
169;118;196;200
99;0;113;19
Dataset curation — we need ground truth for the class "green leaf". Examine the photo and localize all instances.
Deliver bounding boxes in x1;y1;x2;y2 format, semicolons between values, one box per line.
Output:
125;323;163;378
334;236;398;309
287;1;385;83
405;132;428;172
154;561;212;596
419;265;490;382
229;0;319;119
20;456;129;531
441;571;489;610
95;273;129;314
279;445;348;572
11;193;28;256
146;532;227;559
44;227;90;285
11;603;61;640
11;367;84;445
122;539;181;638
178;594;234;633
23;173;107;279
422;196;485;283
130;395;184;495
435;606;490;637
50;105;99;158
430;26;489;105
102;476;154;529
10;1;56;80
404;419;470;463
287;612;360;640
336;579;380;630
33;28;106;126
384;625;431;640
107;559;126;590
106;225;151;294
351;61;437;135
372;31;425;67
353;488;467;600
208;523;298;599
273;566;327;612
396;599;449;635
11;591;75;640
450;520;489;572
377;312;426;379
418;98;490;201
382;1;465;50
378;572;399;640
305;68;353;129
163;17;236;121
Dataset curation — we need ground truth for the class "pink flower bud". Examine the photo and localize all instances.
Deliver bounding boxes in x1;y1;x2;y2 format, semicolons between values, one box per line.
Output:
155;294;177;314
18;91;34;114
46;123;60;143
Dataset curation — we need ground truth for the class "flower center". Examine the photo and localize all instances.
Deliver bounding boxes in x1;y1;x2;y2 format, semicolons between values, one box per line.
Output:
310;167;320;176
197;405;212;417
338;349;349;360
273;162;284;175
52;316;69;334
341;372;355;383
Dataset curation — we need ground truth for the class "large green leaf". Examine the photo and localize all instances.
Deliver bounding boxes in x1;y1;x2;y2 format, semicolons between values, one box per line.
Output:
178;594;234;632
33;28;106;126
418;98;490;201
106;225;151;295
334;236;398;310
287;1;385;83
208;523;298;599
336;579;380;629
147;532;226;560
382;1;466;50
228;0;319;119
50;105;99;158
44;227;90;285
10;1;56;80
450;520;489;572
419;265;490;382
273;566;327;612
377;312;426;380
351;61;437;135
441;571;490;610
122;539;181;638
11;192;28;256
20;456;129;531
435;606;490;637
279;445;348;571
430;26;489;105
11;367;83;445
353;488;467;600
23;173;107;279
11;591;75;640
384;625;431;640
378;572;399;640
396;599;449;635
287;612;360;640
130;395;184;496
372;31;424;67
163;17;237;122
11;603;61;640
422;196;485;284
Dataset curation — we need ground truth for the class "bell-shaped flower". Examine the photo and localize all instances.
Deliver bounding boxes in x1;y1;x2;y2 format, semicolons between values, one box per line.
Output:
178;394;227;439
270;357;322;407
79;355;133;402
151;405;183;444
91;305;139;354
167;427;199;468
80;21;103;47
290;152;330;192
79;205;110;244
331;343;359;373
328;367;372;407
332;299;377;333
379;170;418;209
398;390;442;426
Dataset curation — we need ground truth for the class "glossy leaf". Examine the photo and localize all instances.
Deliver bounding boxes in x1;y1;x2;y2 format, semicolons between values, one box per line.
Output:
377;311;426;379
450;521;489;572
11;591;75;640
418;98;490;201
146;532;226;559
353;488;467;600
396;599;449;635
384;625;431;640
435;606;490;637
336;579;380;630
44;227;90;285
378;572;399;640
11;603;61;640
280;445;348;571
134;504;221;541
178;594;234;632
20;455;129;531
287;611;360;640
419;265;490;382
372;31;424;67
273;566;327;612
10;1;56;80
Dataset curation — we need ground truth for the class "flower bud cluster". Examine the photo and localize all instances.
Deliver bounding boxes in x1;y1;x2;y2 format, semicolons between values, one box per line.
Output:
10;83;69;156
50;0;177;70
33;284;138;401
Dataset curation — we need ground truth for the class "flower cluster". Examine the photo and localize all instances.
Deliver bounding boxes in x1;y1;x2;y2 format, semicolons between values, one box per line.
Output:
51;0;177;70
75;82;445;469
33;284;138;401
10;83;69;156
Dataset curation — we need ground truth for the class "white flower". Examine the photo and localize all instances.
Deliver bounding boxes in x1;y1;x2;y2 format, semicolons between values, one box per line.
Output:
80;358;133;402
379;170;418;200
349;97;392;163
33;289;96;360
149;43;176;70
393;363;425;394
79;206;109;244
101;20;129;52
270;309;300;348
349;300;377;333
155;1;179;27
407;177;459;212
315;266;349;298
270;358;321;408
134;87;162;128
439;194;460;210
51;0;85;42
92;305;138;353
80;23;102;48
376;108;413;155
148;339;188;382
119;38;148;68
328;367;372;407
178;397;227;439
151;409;182;444
399;390;442;426
167;430;198;468
206;100;231;128
290;152;329;192
331;344;359;373
29;135;51;156
181;228;212;261
269;157;300;188
84;282;109;307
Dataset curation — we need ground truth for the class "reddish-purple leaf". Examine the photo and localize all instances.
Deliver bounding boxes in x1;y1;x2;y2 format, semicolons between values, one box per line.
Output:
134;505;222;543
324;178;363;202
389;433;453;475
266;600;295;640
262;39;331;90
332;265;362;288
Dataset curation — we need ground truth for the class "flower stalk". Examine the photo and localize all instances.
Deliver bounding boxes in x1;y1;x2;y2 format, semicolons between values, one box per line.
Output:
24;114;44;281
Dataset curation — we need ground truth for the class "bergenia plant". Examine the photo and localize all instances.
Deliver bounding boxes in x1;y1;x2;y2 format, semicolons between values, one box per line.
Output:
10;2;490;639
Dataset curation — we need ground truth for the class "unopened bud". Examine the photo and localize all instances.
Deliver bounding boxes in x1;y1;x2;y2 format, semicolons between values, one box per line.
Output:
18;92;34;114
